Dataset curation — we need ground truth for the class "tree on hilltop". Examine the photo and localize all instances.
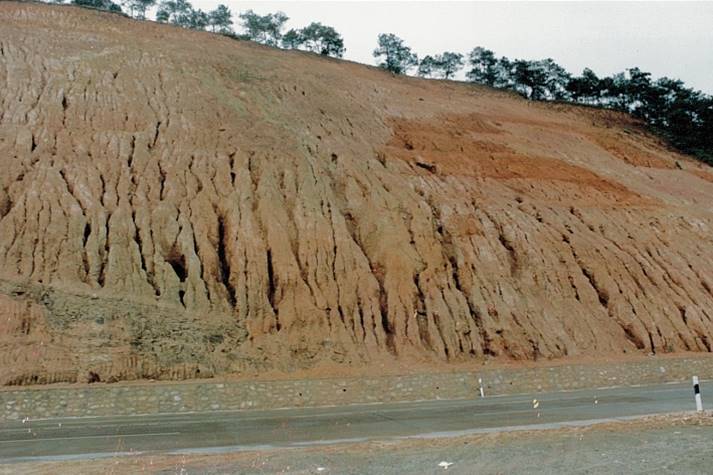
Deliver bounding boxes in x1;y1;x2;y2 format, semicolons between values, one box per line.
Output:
373;33;418;74
511;59;547;99
155;0;211;31
156;0;191;25
492;56;514;88
208;4;233;33
466;47;500;86
417;55;437;77
280;23;345;58
418;52;463;79
300;22;345;57
239;10;289;46
434;52;464;79
72;0;122;13
281;28;304;49
120;0;155;19
566;68;602;104
508;58;570;101
183;7;209;30
539;58;571;100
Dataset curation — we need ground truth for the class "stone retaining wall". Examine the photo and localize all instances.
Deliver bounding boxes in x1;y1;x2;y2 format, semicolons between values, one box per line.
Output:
2;356;712;420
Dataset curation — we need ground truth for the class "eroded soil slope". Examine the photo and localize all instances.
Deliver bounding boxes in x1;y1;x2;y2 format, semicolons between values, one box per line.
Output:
1;3;713;384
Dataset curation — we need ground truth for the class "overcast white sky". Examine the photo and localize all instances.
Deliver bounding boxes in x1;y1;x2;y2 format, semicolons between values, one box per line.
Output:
186;1;713;93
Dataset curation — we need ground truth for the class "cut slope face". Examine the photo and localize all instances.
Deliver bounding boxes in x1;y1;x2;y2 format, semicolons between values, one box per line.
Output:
1;3;713;385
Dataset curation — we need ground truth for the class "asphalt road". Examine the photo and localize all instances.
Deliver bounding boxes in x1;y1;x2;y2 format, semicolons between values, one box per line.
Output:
0;382;701;463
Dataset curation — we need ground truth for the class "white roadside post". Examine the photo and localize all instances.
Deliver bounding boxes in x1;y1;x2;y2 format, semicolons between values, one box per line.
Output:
693;376;703;412
478;378;485;398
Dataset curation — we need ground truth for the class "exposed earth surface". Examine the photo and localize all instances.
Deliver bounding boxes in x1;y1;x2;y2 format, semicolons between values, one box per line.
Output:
1;2;713;386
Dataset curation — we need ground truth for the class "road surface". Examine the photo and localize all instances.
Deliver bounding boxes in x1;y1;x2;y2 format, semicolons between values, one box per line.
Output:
0;382;700;463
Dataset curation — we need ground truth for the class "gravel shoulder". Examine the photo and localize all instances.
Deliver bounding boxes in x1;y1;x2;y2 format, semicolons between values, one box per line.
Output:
4;412;712;474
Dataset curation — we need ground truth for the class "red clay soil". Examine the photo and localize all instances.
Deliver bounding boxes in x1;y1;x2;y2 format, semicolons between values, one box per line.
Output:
1;2;712;385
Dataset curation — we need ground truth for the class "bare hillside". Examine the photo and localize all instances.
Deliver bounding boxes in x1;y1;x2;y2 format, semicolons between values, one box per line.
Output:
1;2;713;385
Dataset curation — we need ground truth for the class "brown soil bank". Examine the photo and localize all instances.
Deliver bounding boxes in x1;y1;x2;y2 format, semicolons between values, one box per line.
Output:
1;3;713;385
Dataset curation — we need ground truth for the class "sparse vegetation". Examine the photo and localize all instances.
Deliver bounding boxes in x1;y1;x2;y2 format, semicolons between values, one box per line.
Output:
461;46;713;165
411;41;713;165
36;0;712;164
